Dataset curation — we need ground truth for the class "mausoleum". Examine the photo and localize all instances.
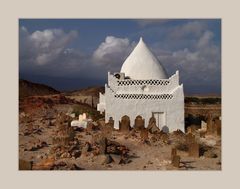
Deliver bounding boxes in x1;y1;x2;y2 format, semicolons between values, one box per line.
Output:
97;37;184;132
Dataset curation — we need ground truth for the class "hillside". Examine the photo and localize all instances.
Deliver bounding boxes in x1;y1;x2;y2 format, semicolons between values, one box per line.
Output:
19;79;59;98
66;86;104;97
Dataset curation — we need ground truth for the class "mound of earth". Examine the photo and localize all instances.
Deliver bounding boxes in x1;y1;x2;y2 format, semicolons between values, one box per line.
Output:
19;79;59;98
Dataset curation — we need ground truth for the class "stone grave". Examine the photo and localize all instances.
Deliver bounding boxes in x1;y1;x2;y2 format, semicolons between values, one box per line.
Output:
119;115;130;133
134;115;145;131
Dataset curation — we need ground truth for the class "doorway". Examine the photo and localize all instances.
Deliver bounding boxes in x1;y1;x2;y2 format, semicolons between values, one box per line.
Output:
152;112;166;129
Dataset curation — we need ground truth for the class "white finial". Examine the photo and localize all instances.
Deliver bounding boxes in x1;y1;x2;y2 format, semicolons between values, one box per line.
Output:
140;37;143;42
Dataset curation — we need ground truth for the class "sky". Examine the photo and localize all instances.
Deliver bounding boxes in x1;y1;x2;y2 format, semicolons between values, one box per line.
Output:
19;19;221;95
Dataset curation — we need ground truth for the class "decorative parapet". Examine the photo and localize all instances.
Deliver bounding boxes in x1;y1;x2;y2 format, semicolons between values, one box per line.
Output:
107;70;180;93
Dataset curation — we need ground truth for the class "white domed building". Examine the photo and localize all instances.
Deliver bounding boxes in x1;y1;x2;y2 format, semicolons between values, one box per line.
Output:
97;37;184;132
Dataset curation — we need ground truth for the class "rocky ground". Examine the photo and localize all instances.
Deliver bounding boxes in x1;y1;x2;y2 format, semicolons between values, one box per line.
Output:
19;94;221;170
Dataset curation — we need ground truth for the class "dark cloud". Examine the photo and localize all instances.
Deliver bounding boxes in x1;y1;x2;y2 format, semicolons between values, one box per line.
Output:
91;28;220;88
154;30;221;87
19;20;221;94
136;19;171;27
19;27;90;77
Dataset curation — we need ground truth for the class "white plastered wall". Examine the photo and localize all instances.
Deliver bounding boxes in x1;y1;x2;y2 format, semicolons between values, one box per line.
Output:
97;71;185;132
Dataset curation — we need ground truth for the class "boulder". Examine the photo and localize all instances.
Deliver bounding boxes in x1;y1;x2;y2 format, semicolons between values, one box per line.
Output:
119;156;131;164
71;150;81;159
81;142;91;155
98;154;114;165
203;149;218;158
106;140;129;155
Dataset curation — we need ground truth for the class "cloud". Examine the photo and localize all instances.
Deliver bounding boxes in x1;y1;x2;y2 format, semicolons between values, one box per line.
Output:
196;30;214;48
154;30;221;86
133;20;210;52
92;24;220;89
19;27;93;77
92;36;135;71
169;21;206;39
20;27;78;66
19;20;221;93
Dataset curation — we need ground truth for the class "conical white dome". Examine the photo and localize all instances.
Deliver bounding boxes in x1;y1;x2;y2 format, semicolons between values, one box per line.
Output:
120;37;168;80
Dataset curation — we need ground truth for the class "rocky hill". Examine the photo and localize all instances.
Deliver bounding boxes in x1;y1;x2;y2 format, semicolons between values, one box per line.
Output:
19;79;60;98
66;86;104;97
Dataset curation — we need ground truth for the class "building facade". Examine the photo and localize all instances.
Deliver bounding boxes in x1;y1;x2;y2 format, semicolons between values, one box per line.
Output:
97;38;184;132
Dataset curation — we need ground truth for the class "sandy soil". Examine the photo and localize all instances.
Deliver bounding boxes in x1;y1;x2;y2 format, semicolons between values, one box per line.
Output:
19;101;221;170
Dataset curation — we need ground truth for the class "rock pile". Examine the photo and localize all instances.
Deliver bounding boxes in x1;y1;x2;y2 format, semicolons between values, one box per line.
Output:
90;133;130;164
23;124;42;136
24;140;48;151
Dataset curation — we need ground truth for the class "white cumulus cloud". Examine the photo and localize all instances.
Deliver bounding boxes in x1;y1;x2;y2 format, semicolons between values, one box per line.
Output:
20;27;78;66
92;36;135;71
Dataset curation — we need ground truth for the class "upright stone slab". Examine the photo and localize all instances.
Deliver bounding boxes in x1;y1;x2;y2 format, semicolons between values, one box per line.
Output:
102;124;113;139
171;148;177;161
119;115;130;133
108;117;114;129
185;133;195;145
217;125;221;136
98;137;107;154
147;116;160;134
201;120;207;131
52;121;75;146
172;155;180;168
188;142;199;158
134;116;145;131
19;159;32;170
207;114;214;134
214;119;221;136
